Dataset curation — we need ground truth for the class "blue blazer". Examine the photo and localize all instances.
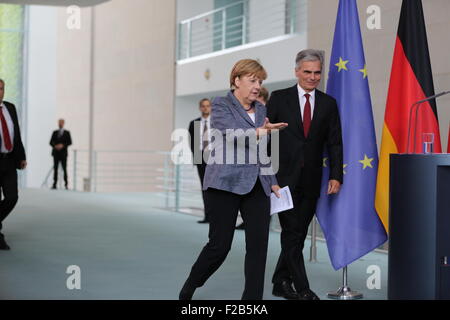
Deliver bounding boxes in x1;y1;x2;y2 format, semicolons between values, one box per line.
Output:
202;91;278;197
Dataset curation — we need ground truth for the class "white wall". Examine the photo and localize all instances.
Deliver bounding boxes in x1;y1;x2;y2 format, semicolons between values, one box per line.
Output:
25;5;57;188
176;0;213;22
54;0;177;192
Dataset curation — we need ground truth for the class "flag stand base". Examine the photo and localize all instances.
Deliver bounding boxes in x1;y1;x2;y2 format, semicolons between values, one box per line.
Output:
327;266;363;300
327;286;363;300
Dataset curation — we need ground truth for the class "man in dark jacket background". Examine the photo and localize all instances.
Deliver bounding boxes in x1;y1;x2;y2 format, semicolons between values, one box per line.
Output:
50;119;72;190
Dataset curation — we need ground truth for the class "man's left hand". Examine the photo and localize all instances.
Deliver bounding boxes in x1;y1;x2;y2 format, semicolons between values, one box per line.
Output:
20;160;27;170
327;179;341;195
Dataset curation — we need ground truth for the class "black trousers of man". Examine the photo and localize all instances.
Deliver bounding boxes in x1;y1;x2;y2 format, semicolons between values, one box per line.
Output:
0;157;19;237
272;181;318;293
183;180;271;300
53;154;68;188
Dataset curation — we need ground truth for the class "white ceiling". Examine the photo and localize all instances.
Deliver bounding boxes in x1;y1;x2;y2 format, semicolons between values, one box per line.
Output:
0;0;109;7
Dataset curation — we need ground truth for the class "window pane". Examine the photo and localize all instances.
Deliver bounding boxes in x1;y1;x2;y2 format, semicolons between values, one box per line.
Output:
0;4;24;112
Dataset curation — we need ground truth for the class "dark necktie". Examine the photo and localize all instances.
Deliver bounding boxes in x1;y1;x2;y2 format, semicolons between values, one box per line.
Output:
303;93;312;137
202;120;208;150
0;106;13;151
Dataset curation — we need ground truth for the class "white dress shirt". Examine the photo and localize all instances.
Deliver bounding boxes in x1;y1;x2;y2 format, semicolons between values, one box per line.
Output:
247;112;256;124
297;84;316;121
0;103;15;153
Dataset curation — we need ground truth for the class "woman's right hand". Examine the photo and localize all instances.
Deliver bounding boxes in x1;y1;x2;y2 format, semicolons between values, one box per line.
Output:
271;185;282;198
257;118;288;137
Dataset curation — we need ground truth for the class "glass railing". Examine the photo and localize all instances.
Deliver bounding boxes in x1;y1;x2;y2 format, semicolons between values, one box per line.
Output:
50;147;387;254
178;0;303;60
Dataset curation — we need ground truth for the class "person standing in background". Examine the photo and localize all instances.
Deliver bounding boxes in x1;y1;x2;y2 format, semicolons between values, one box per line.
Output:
188;99;212;223
50;119;72;190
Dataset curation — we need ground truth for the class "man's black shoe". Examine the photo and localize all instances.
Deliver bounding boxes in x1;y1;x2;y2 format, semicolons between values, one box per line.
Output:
0;238;10;250
197;219;209;224
272;280;299;300
179;281;196;300
297;288;320;300
51;185;57;190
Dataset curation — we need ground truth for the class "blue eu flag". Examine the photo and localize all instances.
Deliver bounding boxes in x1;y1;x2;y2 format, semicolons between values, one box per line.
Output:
316;0;387;270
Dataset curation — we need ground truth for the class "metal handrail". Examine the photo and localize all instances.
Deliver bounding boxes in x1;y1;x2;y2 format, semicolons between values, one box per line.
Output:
40;166;66;189
57;148;389;256
180;1;246;24
178;0;301;60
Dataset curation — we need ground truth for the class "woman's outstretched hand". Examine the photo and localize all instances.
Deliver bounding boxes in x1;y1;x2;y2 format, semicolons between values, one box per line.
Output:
257;118;288;137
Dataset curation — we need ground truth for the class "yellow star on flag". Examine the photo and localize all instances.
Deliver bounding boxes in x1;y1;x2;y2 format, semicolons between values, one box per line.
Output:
343;164;348;175
323;157;328;168
335;57;349;72
359;154;374;169
359;64;368;79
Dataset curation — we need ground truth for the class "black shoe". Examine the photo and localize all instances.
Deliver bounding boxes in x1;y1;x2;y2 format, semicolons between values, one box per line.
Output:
297;288;320;300
197;219;209;224
51;185;57;190
0;238;10;250
272;280;299;300
65;185;68;190
235;222;245;230
179;281;196;300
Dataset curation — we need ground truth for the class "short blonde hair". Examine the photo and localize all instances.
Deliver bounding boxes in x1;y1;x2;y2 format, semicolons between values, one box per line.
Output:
229;59;267;89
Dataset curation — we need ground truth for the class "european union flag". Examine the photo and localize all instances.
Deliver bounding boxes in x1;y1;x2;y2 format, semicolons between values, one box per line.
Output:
316;0;388;270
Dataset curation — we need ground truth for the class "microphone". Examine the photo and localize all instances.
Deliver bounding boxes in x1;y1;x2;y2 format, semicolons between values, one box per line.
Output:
406;91;450;154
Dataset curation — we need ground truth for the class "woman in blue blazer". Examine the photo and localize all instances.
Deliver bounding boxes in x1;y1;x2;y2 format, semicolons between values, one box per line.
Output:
179;59;288;300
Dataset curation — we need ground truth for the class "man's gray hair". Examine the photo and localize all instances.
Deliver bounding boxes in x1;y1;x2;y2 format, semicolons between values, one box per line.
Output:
295;49;324;69
0;78;4;84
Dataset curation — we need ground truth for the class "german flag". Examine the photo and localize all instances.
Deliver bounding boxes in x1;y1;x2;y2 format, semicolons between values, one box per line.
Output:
375;0;442;232
447;124;450;153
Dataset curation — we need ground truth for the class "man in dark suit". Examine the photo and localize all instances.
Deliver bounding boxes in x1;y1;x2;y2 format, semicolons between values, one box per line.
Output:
188;98;211;223
267;49;343;300
0;79;27;250
50;119;72;189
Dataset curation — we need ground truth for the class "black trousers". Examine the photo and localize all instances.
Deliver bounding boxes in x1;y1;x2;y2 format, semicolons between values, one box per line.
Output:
0;158;18;234
272;183;318;293
196;162;210;221
185;180;271;300
53;154;68;186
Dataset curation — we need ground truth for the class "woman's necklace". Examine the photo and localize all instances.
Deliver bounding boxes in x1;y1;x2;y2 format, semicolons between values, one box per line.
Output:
243;105;253;112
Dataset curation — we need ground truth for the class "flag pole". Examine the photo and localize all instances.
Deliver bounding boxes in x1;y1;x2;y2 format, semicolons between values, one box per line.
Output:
327;266;363;300
309;217;318;262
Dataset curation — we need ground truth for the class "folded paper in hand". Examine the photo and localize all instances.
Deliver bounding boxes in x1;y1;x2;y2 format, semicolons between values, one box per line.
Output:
270;186;293;215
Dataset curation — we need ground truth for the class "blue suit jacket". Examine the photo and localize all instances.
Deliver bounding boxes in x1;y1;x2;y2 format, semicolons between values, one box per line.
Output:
202;91;277;197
